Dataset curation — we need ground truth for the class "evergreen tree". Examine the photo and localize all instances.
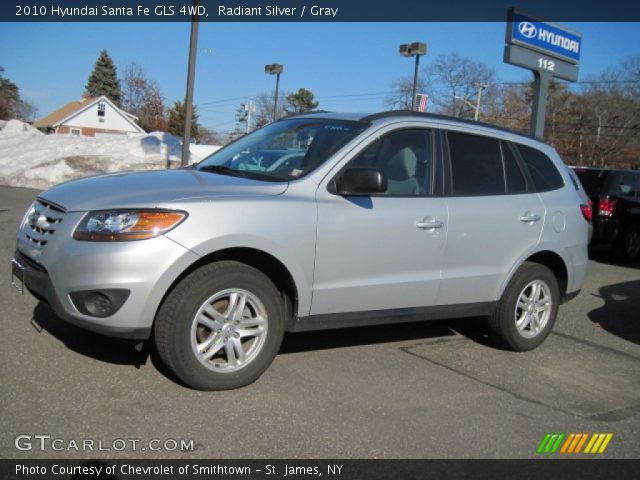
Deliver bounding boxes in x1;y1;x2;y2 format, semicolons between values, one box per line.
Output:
0;67;19;120
0;66;39;122
285;88;319;113
167;100;201;142
86;50;122;106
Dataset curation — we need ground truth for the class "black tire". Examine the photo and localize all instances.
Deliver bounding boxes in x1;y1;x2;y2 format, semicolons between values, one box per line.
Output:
488;262;560;351
613;226;640;262
154;261;284;390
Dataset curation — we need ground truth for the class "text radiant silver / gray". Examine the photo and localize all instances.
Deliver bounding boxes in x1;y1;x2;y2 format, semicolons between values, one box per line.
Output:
13;112;590;390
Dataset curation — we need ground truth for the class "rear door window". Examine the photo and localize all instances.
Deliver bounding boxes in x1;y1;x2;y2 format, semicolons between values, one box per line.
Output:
502;142;527;194
447;132;505;196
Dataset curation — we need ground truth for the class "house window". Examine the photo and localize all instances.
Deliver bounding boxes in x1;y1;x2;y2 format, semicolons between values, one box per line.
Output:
97;102;106;117
70;128;82;136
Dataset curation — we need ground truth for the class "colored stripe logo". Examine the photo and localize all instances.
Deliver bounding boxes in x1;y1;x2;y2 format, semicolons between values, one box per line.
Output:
537;433;613;454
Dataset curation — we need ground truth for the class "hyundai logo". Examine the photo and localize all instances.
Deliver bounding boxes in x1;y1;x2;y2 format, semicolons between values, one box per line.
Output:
27;211;40;226
518;22;537;39
28;211;48;229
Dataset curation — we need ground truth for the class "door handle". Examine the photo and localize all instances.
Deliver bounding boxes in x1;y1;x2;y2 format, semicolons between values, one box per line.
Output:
416;219;444;230
519;212;541;223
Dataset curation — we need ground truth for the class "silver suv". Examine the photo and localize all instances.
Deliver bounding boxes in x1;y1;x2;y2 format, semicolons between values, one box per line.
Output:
12;112;590;390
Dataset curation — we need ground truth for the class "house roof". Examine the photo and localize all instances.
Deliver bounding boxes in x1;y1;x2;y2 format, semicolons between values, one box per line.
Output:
33;95;144;133
33;96;99;128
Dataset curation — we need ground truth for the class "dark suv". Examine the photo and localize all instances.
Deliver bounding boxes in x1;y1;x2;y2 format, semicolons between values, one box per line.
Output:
572;167;640;261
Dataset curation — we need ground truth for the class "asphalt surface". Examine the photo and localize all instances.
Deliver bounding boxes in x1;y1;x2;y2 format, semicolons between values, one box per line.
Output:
1;185;639;459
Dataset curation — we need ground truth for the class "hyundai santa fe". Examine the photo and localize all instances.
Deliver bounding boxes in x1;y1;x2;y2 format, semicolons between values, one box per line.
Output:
12;111;591;390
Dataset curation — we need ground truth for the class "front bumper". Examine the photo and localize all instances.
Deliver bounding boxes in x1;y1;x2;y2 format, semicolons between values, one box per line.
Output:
14;208;200;341
14;250;151;340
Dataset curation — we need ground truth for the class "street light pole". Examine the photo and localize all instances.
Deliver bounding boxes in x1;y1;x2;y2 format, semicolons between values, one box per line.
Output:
412;55;420;111
399;42;427;111
274;72;281;120
265;64;284;121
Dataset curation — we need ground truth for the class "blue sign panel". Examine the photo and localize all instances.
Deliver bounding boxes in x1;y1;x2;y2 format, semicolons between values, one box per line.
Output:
508;11;582;64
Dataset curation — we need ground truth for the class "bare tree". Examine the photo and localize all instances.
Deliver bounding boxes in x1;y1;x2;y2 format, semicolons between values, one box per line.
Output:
427;53;495;118
199;126;224;145
484;83;530;133
121;62;167;132
234;92;287;134
14;99;39;123
121;63;147;114
384;75;427;110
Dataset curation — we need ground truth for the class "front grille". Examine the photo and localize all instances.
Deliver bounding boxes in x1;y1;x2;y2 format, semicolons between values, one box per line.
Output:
23;199;66;248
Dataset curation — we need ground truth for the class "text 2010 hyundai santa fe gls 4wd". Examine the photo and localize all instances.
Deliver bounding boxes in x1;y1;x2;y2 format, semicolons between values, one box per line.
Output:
12;112;590;390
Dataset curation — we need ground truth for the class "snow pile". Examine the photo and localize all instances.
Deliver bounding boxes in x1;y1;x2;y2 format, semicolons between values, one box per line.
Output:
1;119;44;137
0;120;215;190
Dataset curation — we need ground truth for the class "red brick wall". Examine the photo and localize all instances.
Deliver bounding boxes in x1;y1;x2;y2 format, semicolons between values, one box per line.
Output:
56;125;128;137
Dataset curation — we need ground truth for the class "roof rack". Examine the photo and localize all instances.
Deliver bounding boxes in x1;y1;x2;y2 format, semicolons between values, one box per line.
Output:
362;110;539;142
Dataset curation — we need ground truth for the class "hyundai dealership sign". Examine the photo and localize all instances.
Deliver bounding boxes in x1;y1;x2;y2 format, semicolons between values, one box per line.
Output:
507;10;582;64
504;8;582;139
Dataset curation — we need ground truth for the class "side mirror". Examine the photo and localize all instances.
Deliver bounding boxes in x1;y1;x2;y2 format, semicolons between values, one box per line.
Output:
334;167;387;196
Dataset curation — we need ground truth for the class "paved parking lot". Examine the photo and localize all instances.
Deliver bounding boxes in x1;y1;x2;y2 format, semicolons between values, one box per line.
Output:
1;186;639;459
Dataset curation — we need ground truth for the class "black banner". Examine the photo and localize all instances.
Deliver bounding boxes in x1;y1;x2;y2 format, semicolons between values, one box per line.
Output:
4;0;640;22
2;459;639;480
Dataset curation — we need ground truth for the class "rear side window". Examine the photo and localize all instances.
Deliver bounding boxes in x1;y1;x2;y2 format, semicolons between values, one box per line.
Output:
448;132;505;195
616;173;637;197
516;144;564;192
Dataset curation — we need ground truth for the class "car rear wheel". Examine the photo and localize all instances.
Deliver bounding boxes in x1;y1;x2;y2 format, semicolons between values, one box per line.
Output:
154;261;284;390
488;262;559;351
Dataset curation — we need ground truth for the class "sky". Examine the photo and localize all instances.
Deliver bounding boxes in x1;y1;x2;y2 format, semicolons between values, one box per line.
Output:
1;21;639;135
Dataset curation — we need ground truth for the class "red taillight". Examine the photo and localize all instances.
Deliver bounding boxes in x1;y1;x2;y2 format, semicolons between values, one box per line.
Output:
598;196;617;217
580;200;593;222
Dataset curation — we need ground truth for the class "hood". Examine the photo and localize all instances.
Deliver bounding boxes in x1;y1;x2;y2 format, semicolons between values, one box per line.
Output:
40;168;289;211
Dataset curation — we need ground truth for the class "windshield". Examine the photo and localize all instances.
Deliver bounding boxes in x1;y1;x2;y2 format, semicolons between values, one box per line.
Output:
196;118;367;181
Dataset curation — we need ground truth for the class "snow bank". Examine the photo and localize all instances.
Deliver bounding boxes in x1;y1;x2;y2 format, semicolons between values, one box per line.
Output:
0;120;218;190
0;119;43;137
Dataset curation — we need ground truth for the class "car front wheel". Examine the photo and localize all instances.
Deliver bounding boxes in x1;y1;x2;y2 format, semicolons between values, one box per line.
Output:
154;261;284;390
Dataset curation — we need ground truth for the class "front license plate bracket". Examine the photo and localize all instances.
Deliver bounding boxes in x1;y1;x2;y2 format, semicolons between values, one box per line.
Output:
11;258;25;294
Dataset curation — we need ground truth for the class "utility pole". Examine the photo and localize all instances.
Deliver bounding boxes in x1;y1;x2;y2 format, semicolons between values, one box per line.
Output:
475;83;488;121
454;83;489;121
245;98;255;134
181;0;200;167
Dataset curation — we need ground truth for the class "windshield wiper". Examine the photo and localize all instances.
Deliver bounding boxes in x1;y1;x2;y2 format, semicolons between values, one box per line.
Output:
198;165;252;178
198;164;286;182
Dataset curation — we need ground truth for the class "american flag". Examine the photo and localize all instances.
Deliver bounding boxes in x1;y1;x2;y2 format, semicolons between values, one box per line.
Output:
414;93;429;112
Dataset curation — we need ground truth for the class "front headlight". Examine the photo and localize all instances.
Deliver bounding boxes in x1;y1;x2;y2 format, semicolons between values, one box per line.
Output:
73;210;187;241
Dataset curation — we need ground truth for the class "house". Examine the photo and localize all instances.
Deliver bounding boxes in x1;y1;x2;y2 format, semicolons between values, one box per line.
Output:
33;94;145;137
